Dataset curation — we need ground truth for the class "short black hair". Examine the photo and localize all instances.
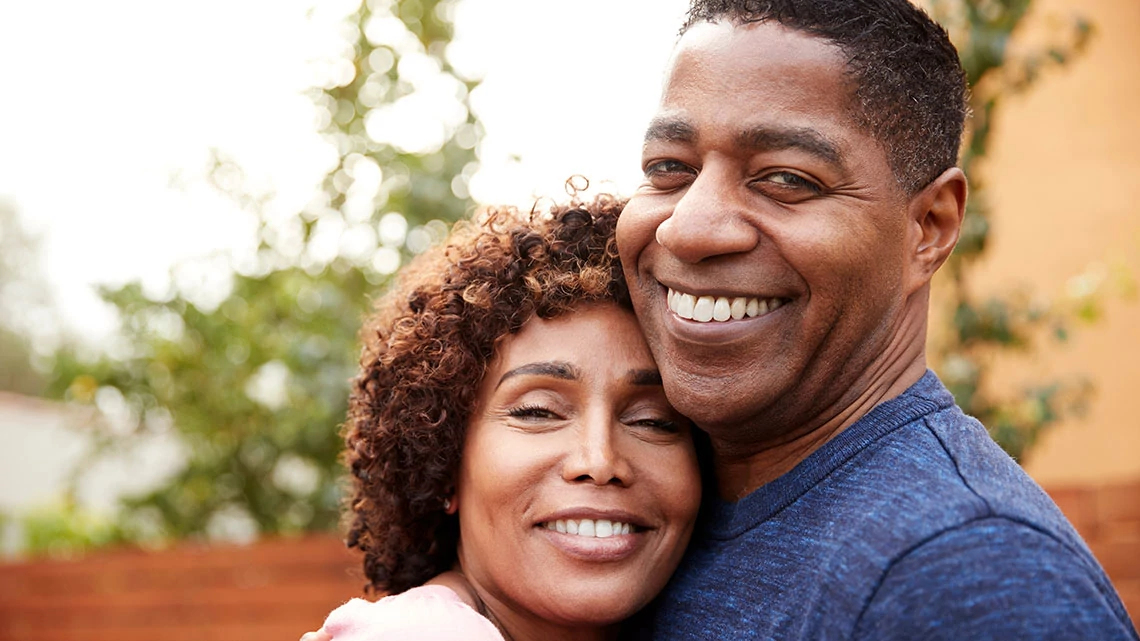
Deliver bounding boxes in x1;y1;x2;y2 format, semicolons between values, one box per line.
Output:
684;0;968;193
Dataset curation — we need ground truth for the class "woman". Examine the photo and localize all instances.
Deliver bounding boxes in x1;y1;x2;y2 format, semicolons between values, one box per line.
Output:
303;195;702;641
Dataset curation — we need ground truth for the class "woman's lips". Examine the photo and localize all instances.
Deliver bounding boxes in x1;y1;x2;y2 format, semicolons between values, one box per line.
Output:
542;517;635;537
536;525;644;562
534;509;650;561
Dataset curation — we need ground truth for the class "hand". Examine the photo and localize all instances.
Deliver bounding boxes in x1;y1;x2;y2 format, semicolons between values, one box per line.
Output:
299;630;332;641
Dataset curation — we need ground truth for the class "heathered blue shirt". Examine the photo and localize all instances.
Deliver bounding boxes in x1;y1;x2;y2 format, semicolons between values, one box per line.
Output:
641;371;1138;640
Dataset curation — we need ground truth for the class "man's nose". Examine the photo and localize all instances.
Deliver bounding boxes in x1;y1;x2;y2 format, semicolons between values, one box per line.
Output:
561;415;631;487
655;168;762;263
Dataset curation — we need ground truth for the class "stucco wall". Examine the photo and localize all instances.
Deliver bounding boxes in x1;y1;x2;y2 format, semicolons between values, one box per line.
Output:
971;0;1140;484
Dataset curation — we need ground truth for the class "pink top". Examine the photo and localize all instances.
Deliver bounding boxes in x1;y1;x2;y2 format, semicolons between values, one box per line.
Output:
322;584;505;641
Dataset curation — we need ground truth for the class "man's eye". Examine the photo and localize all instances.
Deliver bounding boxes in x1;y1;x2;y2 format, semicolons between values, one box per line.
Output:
644;159;696;189
758;171;821;192
751;171;823;203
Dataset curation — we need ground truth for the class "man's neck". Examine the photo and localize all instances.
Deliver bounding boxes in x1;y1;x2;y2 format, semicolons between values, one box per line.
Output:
712;344;929;501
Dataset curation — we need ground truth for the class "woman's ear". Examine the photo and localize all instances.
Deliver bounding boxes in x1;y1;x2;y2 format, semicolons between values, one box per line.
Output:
443;496;458;515
904;167;967;294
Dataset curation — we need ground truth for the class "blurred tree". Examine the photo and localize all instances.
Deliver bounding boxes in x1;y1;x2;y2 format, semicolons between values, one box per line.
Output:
46;0;480;543
0;200;51;396
38;0;1123;552
927;0;1114;460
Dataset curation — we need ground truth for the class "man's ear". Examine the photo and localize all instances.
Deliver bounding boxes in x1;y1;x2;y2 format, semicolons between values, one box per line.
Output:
905;167;967;293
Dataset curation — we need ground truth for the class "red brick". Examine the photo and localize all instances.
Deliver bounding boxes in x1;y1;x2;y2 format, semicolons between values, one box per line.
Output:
1095;482;1140;529
1048;486;1099;540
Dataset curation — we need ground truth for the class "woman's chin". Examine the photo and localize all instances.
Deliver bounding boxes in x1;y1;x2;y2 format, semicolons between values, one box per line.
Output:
532;595;647;630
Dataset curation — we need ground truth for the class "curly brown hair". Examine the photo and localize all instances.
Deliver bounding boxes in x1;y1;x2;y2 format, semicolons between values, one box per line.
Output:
343;194;629;595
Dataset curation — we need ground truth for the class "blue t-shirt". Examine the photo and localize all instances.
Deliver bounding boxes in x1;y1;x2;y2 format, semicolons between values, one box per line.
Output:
642;371;1138;640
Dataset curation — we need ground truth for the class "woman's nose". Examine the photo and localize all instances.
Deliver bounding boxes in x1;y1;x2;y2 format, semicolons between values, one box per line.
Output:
561;416;631;487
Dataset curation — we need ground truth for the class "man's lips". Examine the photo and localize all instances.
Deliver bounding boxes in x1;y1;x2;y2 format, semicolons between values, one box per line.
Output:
665;285;791;323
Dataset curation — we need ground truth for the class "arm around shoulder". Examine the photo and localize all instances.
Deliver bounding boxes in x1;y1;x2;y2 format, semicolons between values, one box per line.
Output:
321;586;505;641
853;517;1139;641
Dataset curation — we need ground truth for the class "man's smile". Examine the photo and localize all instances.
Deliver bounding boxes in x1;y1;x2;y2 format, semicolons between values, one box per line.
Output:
666;286;790;323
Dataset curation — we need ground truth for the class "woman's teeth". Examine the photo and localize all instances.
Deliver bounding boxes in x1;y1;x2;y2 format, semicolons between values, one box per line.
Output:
667;288;785;323
544;519;633;538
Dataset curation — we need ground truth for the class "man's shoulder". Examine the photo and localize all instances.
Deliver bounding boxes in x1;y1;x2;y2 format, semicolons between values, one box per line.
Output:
852;516;1138;640
841;388;1066;521
774;397;1086;576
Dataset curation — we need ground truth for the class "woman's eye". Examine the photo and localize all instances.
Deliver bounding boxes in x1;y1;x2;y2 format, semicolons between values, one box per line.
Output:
507;404;561;421
629;416;681;434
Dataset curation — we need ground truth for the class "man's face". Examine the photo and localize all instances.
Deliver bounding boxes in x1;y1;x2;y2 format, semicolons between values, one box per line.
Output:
617;20;916;441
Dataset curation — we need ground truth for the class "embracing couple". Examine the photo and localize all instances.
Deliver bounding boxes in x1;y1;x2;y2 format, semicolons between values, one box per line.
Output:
302;1;1139;639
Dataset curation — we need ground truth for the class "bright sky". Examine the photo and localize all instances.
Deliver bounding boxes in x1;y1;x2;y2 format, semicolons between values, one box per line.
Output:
0;0;689;342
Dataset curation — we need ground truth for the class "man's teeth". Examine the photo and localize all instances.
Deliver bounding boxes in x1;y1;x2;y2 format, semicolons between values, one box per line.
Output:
544;519;633;538
666;288;784;323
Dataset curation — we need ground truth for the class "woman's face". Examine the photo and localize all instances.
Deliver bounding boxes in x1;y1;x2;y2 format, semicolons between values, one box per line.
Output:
455;303;702;630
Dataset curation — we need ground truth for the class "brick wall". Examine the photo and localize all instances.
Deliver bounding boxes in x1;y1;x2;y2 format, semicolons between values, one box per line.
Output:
1048;481;1140;625
0;536;365;641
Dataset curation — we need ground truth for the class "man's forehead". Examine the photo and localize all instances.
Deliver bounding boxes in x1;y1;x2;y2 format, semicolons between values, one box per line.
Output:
674;19;848;70
663;21;857;110
656;21;867;150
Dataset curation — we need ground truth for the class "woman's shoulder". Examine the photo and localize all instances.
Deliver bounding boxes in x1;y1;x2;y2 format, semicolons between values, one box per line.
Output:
322;584;505;641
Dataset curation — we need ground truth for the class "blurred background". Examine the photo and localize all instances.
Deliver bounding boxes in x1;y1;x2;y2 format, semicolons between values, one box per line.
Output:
0;0;1136;638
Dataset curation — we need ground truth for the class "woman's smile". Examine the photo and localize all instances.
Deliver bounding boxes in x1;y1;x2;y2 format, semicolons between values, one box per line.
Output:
455;304;702;630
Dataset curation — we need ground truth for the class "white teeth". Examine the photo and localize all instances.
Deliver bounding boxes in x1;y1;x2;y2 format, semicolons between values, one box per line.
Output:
676;293;695;319
690;296;713;322
546;519;634;538
712;297;731;321
667;288;784;323
730;297;746;320
595;520;613;538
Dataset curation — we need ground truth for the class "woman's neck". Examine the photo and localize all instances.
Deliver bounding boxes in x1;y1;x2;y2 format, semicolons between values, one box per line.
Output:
427;571;620;641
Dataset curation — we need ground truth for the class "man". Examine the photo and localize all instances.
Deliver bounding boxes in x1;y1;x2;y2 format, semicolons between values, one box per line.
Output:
616;0;1139;638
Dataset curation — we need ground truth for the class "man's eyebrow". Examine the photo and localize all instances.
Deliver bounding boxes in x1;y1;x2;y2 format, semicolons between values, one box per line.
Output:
644;116;697;144
628;369;664;386
496;361;578;388
737;125;843;168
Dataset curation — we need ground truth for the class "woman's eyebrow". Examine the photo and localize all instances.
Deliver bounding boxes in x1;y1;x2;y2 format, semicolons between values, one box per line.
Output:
496;361;578;388
628;369;663;386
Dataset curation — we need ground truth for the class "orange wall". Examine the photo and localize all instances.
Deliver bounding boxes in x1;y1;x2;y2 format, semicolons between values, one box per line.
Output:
969;0;1140;484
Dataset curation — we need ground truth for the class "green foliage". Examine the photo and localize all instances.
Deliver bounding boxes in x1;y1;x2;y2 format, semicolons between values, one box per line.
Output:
44;0;479;548
928;0;1102;460
0;200;50;396
18;501;128;558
